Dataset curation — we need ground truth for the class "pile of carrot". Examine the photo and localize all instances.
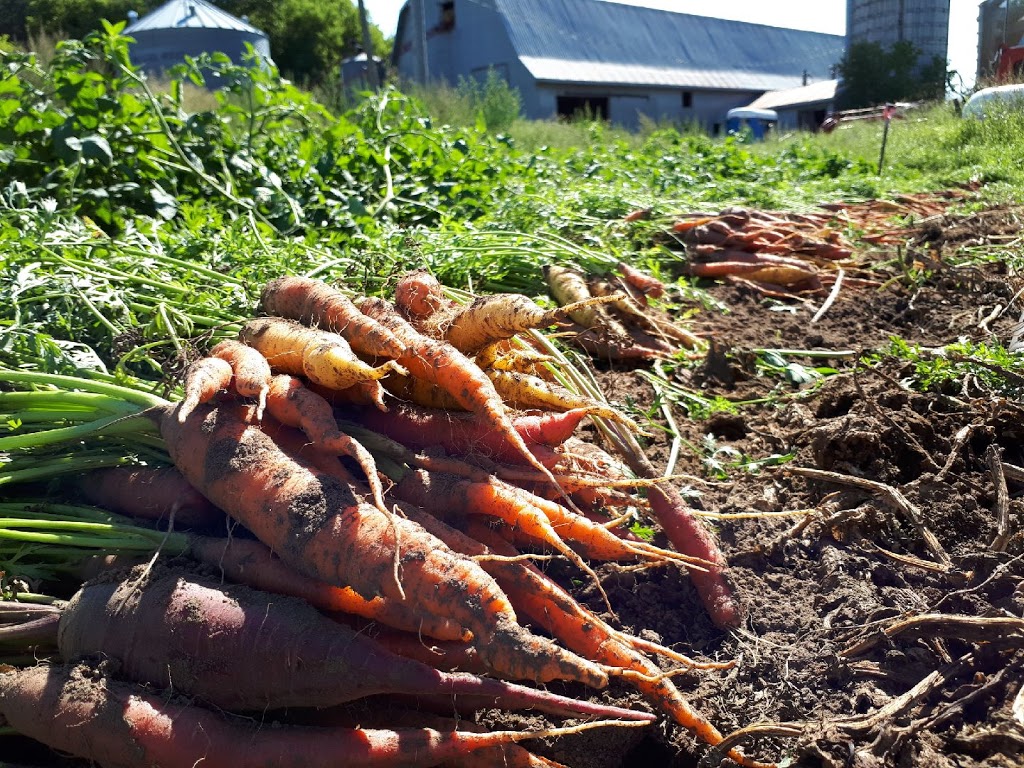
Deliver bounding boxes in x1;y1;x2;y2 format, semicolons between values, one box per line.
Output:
0;273;777;768
539;263;702;361
654;189;976;298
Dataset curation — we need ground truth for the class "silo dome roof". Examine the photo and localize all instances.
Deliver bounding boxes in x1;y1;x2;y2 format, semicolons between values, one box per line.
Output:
125;0;264;34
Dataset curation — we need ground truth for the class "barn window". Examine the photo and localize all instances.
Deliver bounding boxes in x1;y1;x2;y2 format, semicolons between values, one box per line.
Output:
557;95;609;121
681;91;693;108
438;1;455;31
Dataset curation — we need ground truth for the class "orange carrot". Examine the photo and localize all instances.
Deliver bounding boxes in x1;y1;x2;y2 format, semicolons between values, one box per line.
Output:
394;268;455;324
389;467;616;612
178;356;233;423
463;521;773;768
155;402;609;688
264;373;389;515
355;297;577;504
260;275;406;359
209;339;272;418
616;261;665;298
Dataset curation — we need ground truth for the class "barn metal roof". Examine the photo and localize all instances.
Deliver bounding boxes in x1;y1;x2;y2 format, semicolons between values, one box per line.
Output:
125;0;264;34
489;0;844;90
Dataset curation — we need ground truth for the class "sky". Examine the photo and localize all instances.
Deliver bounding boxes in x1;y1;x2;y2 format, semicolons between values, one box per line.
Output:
361;0;983;88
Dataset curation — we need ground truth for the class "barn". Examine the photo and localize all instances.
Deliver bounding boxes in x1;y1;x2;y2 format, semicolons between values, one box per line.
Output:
124;0;273;78
392;0;844;131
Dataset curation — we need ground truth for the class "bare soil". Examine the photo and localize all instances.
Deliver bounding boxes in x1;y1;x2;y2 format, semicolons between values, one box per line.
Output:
527;205;1024;768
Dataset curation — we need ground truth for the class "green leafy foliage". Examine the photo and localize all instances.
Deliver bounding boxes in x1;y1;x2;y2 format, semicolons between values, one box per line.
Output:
837;40;949;109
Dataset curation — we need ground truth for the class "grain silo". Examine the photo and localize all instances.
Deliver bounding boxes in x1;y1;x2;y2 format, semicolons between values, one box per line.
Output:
125;0;273;77
846;0;951;64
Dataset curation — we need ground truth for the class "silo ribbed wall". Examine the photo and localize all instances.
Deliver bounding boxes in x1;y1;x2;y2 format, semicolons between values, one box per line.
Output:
847;0;950;64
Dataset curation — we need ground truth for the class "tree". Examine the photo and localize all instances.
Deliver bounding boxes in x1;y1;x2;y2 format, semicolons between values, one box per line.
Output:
5;0;385;86
837;40;949;109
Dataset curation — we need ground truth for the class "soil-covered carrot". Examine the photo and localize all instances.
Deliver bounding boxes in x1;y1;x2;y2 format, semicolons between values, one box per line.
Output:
184;533;468;642
57;568;647;717
239;316;402;391
264;373;388;514
0;664;643;768
260;275;406;359
177;356;233;423
155;402;609;687
76;465;224;530
209;339;272;417
394;268;455;325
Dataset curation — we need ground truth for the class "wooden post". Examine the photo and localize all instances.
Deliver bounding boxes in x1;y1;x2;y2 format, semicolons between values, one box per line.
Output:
877;103;896;175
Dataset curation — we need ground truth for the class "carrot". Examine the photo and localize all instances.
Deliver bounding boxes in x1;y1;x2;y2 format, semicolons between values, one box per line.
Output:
616;261;666;298
155;402;609;687
487;480;709;568
76;465;224;530
463;521;774;768
185;533;468;642
260;275;406;359
486;369;642;431
177;355;233;423
208;339;272;418
354;297;576;503
239;316;403;391
0;664;645;768
443;292;621;355
394;268;455;325
264;373;389;514
543;264;615;329
349;402;576;466
388;467;616;613
57;568;645;718
624;451;741;630
475;341;558;381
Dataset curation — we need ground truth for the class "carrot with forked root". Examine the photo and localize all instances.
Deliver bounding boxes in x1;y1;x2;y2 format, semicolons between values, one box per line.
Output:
260;275;406;359
178;356;233;423
264;373;389;515
209;339;272;418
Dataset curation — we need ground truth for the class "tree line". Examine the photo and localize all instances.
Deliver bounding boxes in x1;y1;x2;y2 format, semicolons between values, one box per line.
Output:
0;0;388;85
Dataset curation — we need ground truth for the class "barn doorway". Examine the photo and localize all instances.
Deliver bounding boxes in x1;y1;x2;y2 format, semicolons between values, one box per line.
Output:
557;95;609;121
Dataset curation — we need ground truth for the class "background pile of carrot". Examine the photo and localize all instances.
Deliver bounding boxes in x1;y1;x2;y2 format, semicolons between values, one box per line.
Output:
641;190;972;299
0;273;775;768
